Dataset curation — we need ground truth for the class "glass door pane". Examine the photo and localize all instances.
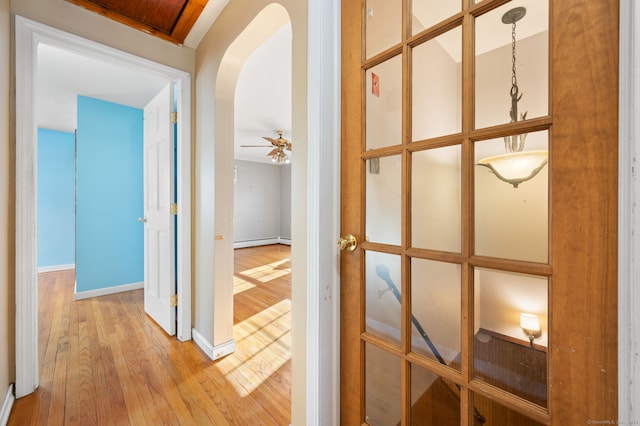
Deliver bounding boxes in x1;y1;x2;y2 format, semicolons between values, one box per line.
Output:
411;259;461;369
366;55;403;150
411;145;461;253
474;131;549;263
473;268;548;407
366;251;402;345
366;343;402;425
365;0;402;58
366;155;402;246
412;27;462;141
412;0;461;36
410;364;460;425
472;393;546;425
475;1;549;129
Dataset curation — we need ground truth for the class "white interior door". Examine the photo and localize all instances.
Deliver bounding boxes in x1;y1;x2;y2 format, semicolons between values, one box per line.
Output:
143;83;176;335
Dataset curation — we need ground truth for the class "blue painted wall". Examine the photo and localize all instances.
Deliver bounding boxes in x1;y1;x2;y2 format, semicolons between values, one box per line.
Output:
76;96;144;292
37;128;75;268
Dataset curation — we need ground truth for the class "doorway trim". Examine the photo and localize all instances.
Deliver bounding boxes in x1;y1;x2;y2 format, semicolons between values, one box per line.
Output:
305;0;340;424
14;15;193;398
619;0;640;419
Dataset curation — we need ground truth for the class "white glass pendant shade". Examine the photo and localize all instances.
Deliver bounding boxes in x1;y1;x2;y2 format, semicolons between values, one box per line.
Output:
477;150;548;188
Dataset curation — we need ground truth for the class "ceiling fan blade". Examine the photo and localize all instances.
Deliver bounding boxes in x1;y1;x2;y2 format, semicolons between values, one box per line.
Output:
240;145;273;148
285;143;292;151
266;149;278;156
262;137;279;145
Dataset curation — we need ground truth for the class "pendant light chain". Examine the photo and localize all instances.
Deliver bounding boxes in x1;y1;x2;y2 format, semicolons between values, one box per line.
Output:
505;16;527;153
511;21;518;92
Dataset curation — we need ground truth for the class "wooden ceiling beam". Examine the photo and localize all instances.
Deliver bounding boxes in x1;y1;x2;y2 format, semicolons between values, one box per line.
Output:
65;0;208;45
170;0;207;43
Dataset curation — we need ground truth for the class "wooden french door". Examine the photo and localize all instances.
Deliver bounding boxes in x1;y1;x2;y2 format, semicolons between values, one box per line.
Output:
340;0;618;425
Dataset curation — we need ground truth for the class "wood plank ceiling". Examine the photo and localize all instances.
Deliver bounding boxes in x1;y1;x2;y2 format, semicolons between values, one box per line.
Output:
65;0;208;44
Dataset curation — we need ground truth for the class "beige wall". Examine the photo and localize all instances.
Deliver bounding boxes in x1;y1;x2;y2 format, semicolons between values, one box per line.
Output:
194;0;307;423
1;0;15;397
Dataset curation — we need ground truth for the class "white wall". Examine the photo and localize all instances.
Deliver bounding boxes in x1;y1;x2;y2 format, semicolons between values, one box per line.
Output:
233;160;291;243
280;164;291;239
1;0;14;403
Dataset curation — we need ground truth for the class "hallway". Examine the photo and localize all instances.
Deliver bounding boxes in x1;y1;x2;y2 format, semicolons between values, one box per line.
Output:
9;244;292;425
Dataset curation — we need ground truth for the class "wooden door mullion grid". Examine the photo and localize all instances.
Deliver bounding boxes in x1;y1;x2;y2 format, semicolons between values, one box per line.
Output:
460;6;475;425
465;2;551;422
344;0;618;425
400;0;412;421
357;0;556;424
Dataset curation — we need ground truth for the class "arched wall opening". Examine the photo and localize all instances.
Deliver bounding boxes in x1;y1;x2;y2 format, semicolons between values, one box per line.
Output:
193;1;341;424
193;1;310;423
212;4;292;356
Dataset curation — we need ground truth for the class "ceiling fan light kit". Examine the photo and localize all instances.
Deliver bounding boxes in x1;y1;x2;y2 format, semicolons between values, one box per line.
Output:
241;130;292;164
271;151;290;163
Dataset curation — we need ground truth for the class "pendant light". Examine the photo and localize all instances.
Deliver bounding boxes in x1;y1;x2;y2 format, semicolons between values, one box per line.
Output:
476;7;548;188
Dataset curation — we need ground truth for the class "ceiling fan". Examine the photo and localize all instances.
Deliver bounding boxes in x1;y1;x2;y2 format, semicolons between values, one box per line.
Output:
241;130;292;163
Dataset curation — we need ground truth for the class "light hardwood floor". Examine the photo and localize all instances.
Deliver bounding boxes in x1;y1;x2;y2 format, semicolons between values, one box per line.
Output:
9;244;292;425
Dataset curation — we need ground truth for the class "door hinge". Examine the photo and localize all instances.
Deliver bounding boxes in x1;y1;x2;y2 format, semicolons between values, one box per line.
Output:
170;203;178;215
170;111;178;124
170;294;178;307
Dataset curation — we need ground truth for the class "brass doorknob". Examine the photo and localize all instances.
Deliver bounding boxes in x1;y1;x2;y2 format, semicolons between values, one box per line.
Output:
337;234;357;251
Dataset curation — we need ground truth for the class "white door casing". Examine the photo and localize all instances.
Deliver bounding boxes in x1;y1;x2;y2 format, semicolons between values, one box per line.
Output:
619;0;640;420
15;16;192;398
143;84;176;335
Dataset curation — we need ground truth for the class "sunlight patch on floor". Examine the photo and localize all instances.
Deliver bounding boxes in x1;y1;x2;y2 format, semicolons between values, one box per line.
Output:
233;276;256;295
238;259;291;284
217;299;291;397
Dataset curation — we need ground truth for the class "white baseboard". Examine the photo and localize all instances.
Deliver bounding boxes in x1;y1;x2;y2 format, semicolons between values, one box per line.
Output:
192;328;236;361
74;281;144;300
1;384;15;426
38;263;75;273
279;237;291;246
234;237;291;249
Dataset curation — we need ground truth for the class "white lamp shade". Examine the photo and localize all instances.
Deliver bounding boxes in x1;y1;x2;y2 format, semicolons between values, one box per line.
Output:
520;313;541;332
478;150;548;182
